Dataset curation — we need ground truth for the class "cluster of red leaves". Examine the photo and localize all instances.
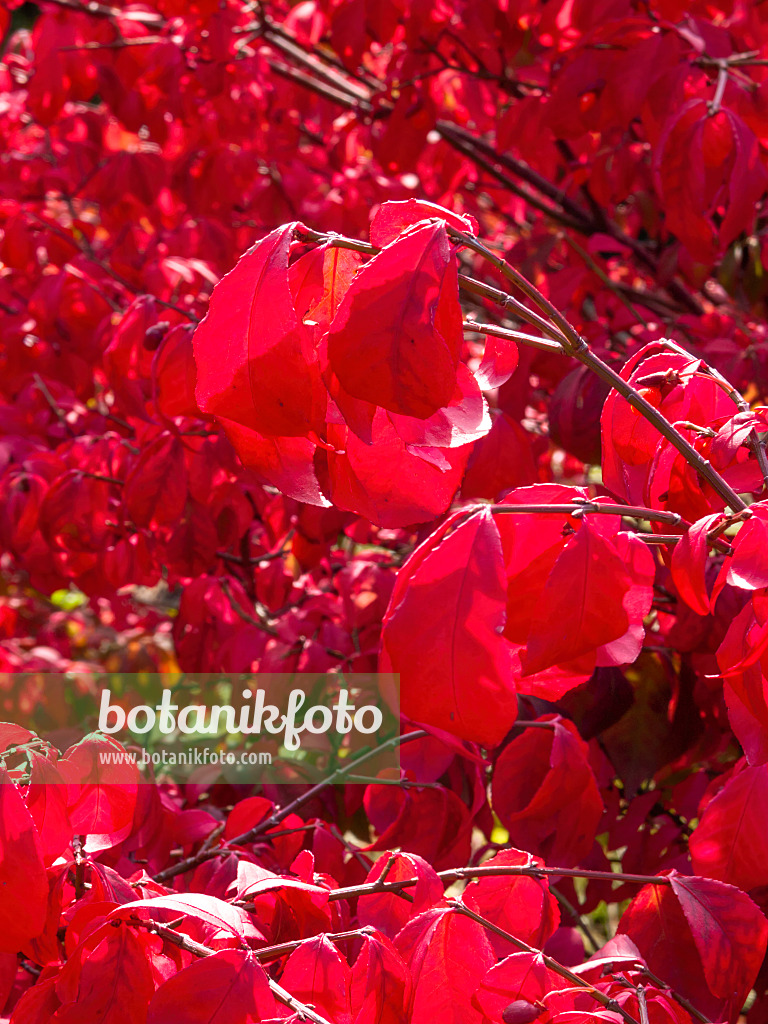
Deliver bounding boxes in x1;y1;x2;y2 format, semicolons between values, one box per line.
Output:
3;1;768;1023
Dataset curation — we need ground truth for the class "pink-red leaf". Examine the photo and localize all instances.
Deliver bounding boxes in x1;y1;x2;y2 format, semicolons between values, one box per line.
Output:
670;513;721;616
350;933;412;1024
689;763;768;892
58;735;138;845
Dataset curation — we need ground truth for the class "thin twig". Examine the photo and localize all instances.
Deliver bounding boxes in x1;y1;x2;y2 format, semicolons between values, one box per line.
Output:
125;917;335;1024
550;884;600;954
639;966;712;1024
463;319;565;354
489;502;684;526
448;228;749;513
451;901;641;1024
32;374;75;437
153;730;428;882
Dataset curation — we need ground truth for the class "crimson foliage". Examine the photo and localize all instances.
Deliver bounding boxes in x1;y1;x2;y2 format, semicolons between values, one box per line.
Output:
2;1;768;1023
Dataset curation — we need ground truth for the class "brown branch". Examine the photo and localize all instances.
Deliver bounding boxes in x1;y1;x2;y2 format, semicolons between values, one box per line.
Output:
457;274;566;342
217;529;296;568
489;501;684;527
267;59;369;111
249;22;704;320
125;917;335;1024
59;37;166;51
26;213;200;323
218;578;278;637
437;121;591;226
261;22;372;103
448;228;749;513
437;123;587;232
32;374;75;437
153;730;428;883
315;862;674;905
81;471;124;486
463;319;565;354
429;124;702;317
549;884;600;954
451;901;641;1024
639;966;712;1024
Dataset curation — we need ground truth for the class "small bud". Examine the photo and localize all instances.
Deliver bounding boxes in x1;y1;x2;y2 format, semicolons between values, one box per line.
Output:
502;999;543;1024
144;322;171;350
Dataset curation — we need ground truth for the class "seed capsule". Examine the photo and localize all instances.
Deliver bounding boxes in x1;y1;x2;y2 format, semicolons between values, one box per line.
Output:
501;999;544;1024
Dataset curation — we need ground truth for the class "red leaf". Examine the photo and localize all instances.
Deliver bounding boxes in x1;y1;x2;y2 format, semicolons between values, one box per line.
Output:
462;849;560;957
723;670;768;768
670;874;768;1001
494;484;585;646
6;975;61;1023
59;735;138;845
194;223;325;437
670;512;721;616
218;418;331;508
357;852;443;939
655;100;719;261
395;907;494;1024
618;871;768;1022
280;934;353;1024
152;325;200;420
124;432;188;528
111;893;251;942
380;507;517;745
327;221;463;418
147;949;276;1024
388;364;490;450
370;199;478;248
548;366;610;465
600;343;733;511
291;243;362;337
475;332;519;390
716;109;768;251
727;507;768;591
461;413;538;501
689;763;768;892
350;933;412;1024
490;716;603;867
53;926;155;1024
363;784;473;872
26;752;73;864
317;411;472;527
0;766;48;953
521;518;651;676
472;951;574;1022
